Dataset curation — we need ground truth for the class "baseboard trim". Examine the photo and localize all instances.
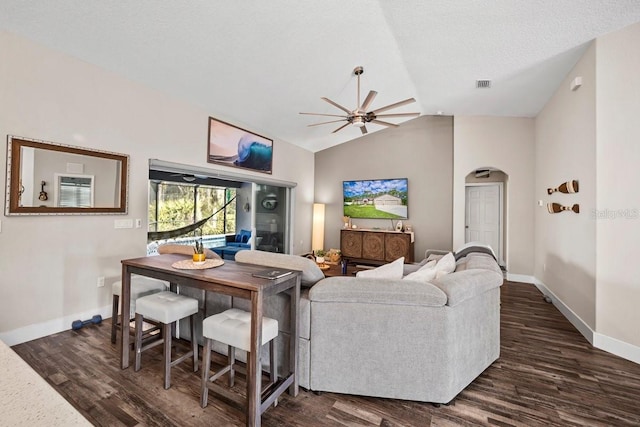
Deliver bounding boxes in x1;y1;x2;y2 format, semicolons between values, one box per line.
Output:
532;278;594;344
530;277;640;364
0;305;112;346
505;273;535;284
594;332;640;365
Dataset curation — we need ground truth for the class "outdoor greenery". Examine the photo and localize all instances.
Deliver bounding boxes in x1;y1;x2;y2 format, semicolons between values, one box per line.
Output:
148;181;236;239
343;204;404;219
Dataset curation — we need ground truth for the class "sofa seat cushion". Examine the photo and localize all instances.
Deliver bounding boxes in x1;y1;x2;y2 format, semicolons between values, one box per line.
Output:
226;242;250;248
310;277;447;307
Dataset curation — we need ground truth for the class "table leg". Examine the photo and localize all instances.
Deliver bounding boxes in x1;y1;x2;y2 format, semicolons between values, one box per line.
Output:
289;275;300;396
247;291;263;427
120;264;131;369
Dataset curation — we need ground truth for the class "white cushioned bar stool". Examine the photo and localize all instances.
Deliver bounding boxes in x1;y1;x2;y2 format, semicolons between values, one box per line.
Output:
110;275;167;344
200;308;279;408
134;291;199;389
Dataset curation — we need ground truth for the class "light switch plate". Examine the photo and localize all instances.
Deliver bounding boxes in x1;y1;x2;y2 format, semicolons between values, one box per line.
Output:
114;219;133;229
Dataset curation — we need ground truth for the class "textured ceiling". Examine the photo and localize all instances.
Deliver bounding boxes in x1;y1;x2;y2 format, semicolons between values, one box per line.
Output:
2;1;640;152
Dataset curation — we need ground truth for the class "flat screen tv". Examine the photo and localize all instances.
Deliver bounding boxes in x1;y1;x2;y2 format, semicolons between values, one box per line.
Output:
343;178;408;219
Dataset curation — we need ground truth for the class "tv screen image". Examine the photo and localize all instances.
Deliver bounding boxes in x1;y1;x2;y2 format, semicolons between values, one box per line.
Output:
343;178;408;219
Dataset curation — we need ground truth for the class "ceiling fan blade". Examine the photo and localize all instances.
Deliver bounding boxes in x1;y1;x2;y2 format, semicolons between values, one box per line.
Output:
307;119;347;127
322;97;352;114
299;112;347;118
332;122;351;133
371;119;400;128
359;90;378;112
374;112;420;118
371;98;416;115
360;125;368;135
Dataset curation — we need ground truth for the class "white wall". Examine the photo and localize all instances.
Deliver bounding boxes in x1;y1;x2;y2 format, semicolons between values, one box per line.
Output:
534;42;597;330
0;30;315;344
314;116;454;260
595;22;640;349
453;116;535;275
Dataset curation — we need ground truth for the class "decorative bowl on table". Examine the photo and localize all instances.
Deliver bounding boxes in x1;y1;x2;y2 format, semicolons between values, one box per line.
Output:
192;253;206;265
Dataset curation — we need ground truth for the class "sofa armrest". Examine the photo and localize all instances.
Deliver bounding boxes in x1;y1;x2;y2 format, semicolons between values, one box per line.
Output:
432;269;503;307
309;277;446;307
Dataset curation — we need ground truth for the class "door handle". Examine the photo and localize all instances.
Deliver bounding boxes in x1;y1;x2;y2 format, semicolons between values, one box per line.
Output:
465;225;469;229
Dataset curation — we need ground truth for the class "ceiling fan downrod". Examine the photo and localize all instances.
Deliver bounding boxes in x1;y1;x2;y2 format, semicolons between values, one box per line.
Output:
354;66;364;111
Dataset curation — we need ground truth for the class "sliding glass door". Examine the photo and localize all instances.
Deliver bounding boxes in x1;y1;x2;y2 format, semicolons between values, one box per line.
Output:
254;184;290;254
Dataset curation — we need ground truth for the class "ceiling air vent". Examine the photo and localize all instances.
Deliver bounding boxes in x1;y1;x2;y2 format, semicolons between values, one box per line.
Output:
476;79;492;89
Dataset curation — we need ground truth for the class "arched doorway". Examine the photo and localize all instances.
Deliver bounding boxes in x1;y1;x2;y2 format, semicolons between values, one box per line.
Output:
464;168;508;266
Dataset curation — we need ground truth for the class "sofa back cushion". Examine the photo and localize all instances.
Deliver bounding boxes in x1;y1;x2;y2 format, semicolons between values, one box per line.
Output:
356;257;404;279
433;268;503;306
234;250;324;287
235;229;252;243
310;277;447;307
157;243;220;260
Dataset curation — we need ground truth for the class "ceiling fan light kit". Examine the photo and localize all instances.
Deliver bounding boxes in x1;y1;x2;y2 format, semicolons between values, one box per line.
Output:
300;66;419;135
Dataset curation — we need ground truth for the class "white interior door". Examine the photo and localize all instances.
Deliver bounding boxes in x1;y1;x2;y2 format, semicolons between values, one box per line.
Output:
465;184;502;263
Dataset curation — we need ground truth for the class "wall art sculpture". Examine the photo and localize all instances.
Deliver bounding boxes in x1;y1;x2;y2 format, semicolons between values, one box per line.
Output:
547;203;580;214
547;180;579;195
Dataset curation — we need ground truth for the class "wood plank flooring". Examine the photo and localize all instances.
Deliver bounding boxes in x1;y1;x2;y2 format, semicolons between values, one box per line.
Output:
11;281;640;426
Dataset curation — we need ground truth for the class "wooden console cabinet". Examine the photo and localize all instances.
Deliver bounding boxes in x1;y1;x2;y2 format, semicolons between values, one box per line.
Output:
340;229;414;265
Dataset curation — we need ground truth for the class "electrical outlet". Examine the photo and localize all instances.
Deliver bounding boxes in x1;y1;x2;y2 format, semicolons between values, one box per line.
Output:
135;218;142;228
97;276;105;288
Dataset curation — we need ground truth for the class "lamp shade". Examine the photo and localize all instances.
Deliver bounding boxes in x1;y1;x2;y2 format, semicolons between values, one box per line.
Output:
312;203;325;252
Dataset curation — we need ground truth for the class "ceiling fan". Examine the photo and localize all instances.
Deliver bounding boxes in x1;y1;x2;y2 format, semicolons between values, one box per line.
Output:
300;66;420;135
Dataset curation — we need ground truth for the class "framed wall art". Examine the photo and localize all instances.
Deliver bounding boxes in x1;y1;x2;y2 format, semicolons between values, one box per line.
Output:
207;117;273;174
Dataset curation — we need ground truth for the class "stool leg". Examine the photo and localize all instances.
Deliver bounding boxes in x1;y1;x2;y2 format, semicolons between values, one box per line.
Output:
228;345;235;387
200;338;212;408
270;339;278;407
111;294;120;344
163;322;172;389
134;313;143;371
190;314;198;372
270;339;277;384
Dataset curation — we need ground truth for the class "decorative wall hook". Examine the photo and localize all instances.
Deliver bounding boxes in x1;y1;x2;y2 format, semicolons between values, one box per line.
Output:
547;180;579;195
547;203;579;214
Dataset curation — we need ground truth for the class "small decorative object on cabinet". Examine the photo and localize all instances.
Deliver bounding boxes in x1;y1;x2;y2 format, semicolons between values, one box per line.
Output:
342;216;351;229
395;220;403;232
547;180;579;195
547;203;580;214
327;248;341;264
315;249;326;265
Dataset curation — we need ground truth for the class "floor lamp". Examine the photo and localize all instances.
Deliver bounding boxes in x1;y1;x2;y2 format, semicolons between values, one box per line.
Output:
312;203;325;255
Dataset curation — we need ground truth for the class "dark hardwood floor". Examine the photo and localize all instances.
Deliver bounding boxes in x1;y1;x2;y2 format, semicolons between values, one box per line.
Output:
12;281;640;426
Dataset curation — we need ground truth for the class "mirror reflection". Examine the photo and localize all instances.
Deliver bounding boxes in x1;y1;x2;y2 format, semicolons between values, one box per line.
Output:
6;136;129;215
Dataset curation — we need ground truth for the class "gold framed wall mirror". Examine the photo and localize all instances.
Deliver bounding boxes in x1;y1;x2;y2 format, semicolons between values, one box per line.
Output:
5;136;129;215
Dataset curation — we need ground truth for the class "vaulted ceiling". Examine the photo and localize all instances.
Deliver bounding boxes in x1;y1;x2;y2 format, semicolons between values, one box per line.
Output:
2;1;640;152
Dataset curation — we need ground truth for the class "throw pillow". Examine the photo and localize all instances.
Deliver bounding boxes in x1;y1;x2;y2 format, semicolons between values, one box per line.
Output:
434;252;456;279
356;257;405;279
403;260;438;282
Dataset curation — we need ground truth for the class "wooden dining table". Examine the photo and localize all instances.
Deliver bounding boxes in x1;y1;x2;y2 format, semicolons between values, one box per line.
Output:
119;253;300;427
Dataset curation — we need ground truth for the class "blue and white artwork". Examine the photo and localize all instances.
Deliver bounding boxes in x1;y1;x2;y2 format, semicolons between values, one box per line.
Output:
208;117;273;174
